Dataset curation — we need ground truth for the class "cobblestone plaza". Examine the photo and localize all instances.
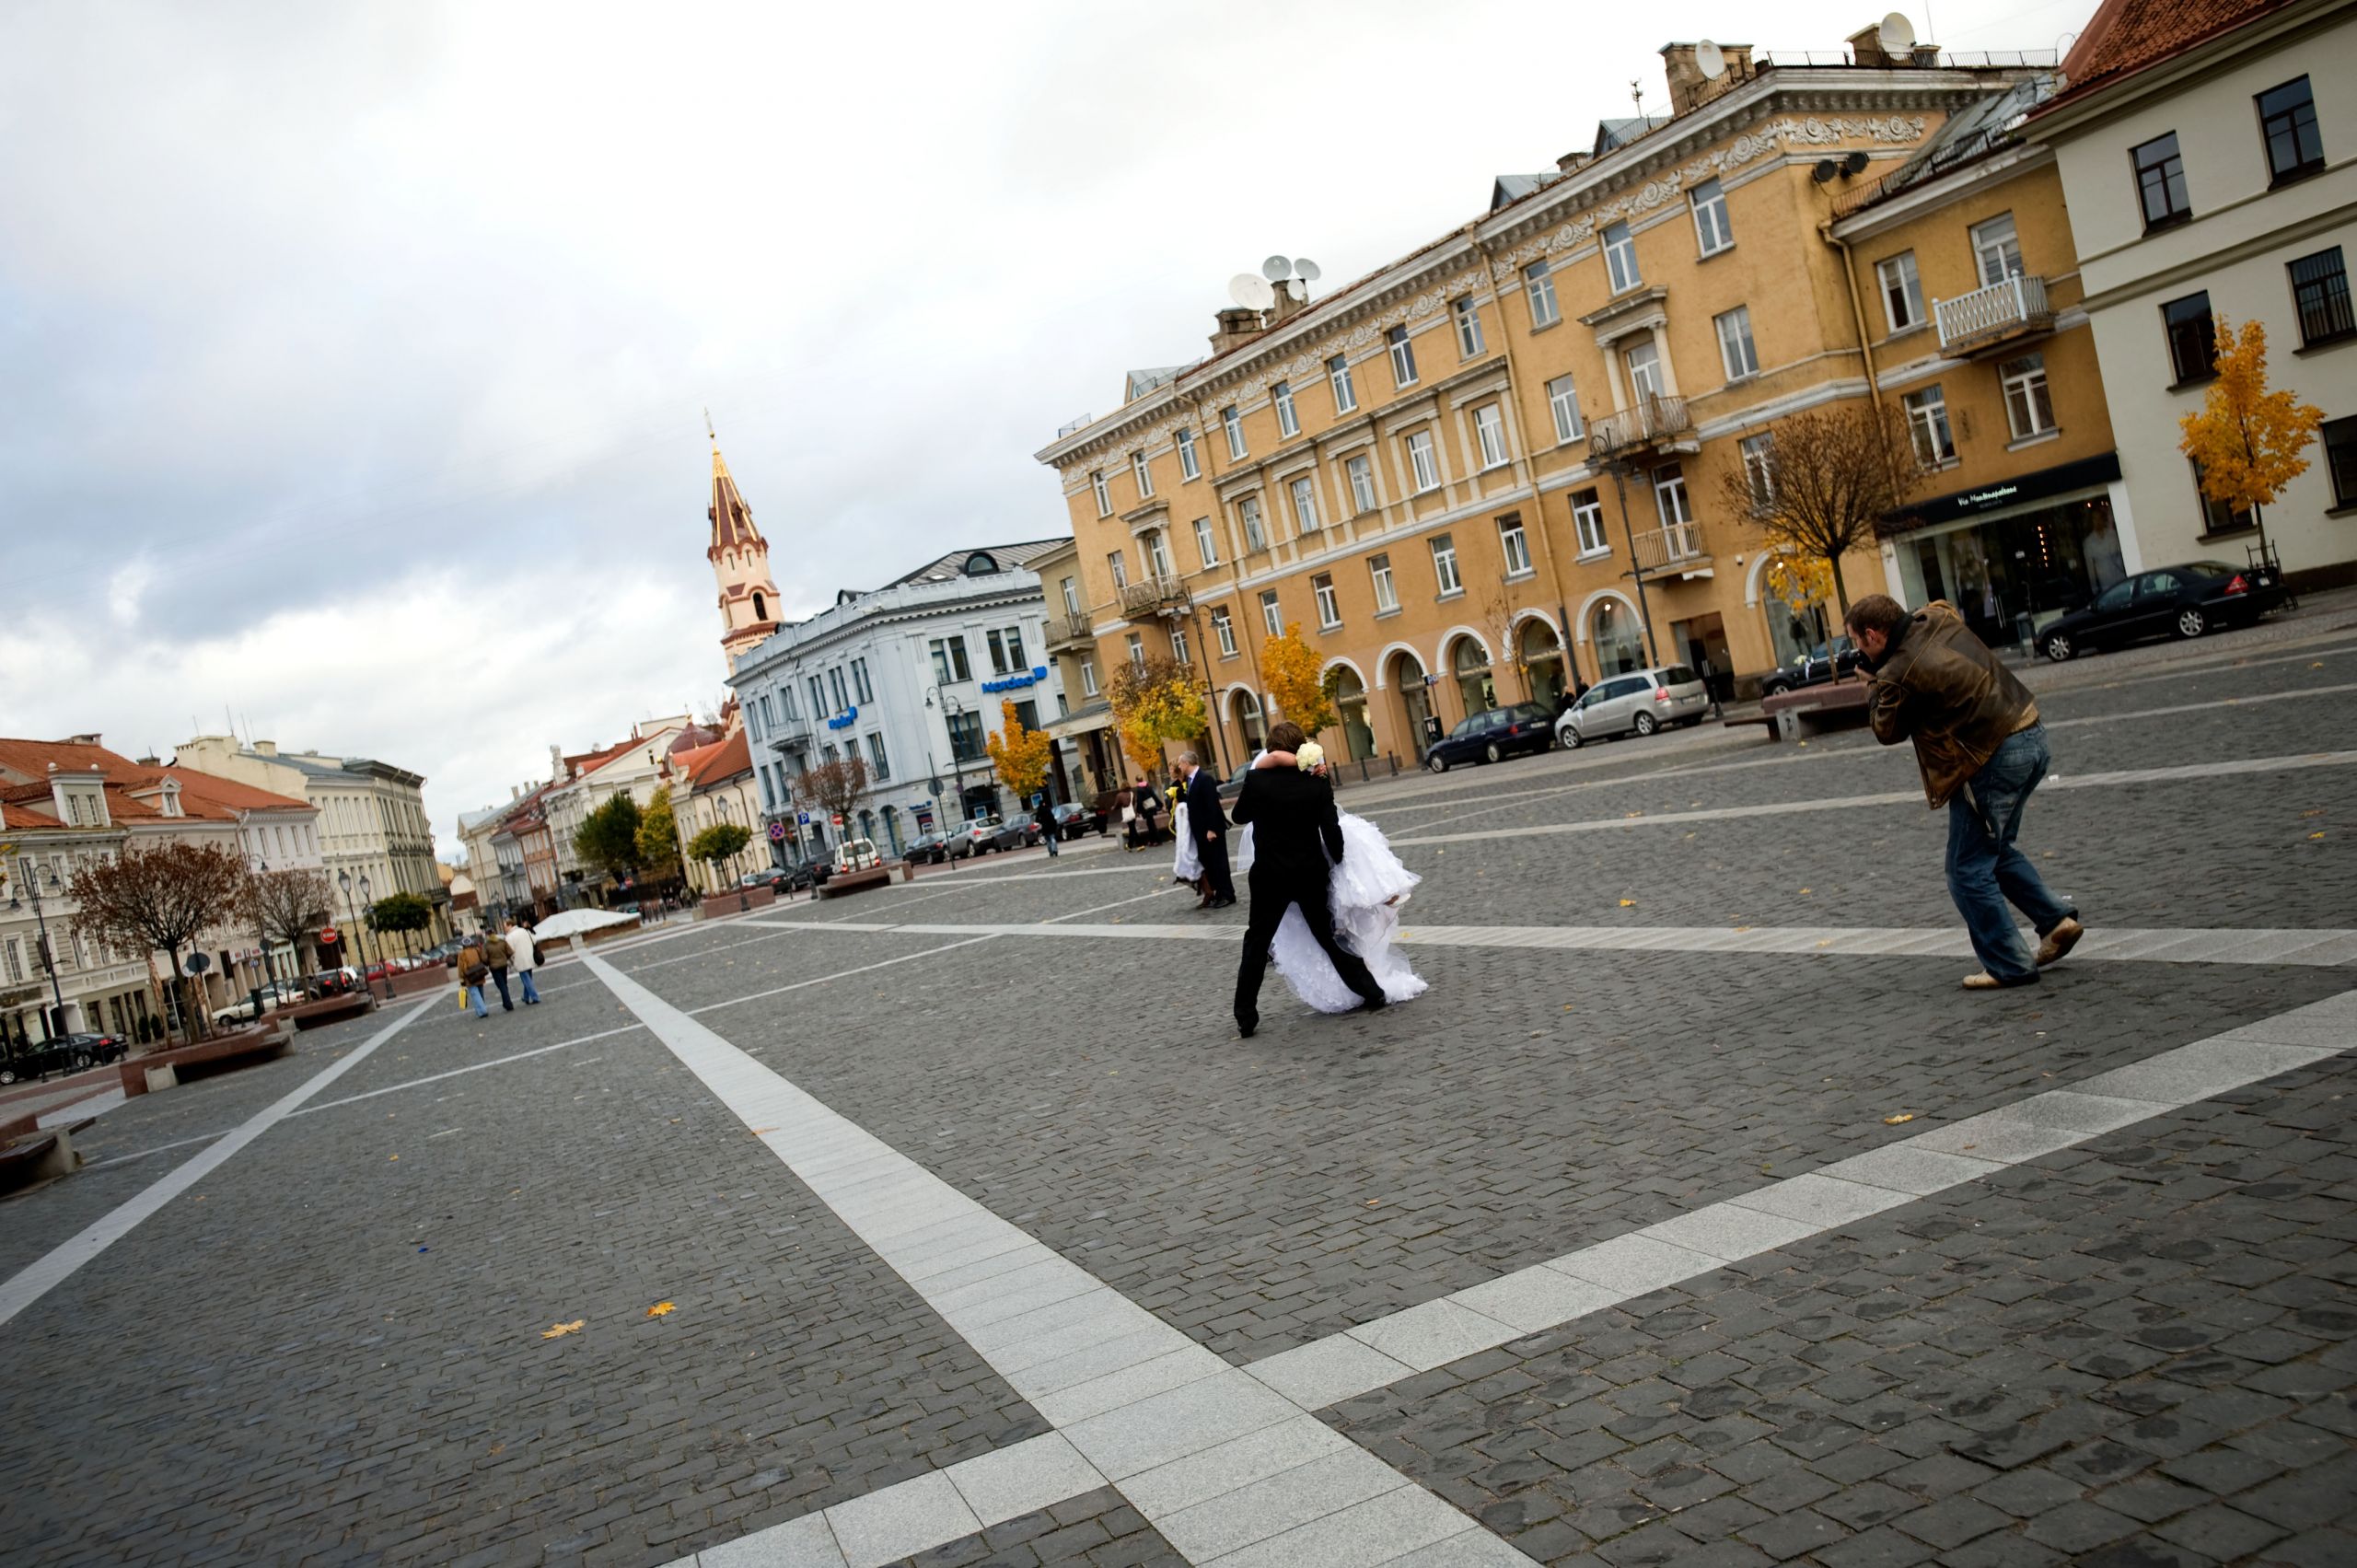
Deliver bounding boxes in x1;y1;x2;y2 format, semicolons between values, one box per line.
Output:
5;620;2353;1568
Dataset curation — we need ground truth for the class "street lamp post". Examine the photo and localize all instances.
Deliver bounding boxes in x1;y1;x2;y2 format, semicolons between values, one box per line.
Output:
6;854;69;1040
339;869;391;1004
1601;454;1664;670
926;686;970;822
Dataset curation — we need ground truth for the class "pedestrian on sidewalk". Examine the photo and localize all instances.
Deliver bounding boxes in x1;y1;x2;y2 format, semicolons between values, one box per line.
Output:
1032;795;1060;858
1178;750;1235;910
1848;594;2084;991
505;918;541;1005
457;935;492;1018
482;928;516;1012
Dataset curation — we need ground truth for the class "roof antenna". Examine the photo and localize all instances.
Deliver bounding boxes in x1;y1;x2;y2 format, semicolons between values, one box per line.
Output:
1631;77;1645;118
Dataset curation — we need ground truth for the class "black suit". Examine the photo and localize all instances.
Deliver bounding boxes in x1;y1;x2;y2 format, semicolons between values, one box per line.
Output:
1230;767;1384;1025
1183;768;1234;903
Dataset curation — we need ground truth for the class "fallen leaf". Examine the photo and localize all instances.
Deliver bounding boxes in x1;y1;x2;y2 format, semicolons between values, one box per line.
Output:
541;1319;586;1340
749;1127;776;1136
2311;832;2327;841
1364;1199;1381;1207
1619;899;1637;907
1799;888;1813;895
1883;1113;1915;1125
646;1302;676;1318
389;1155;400;1161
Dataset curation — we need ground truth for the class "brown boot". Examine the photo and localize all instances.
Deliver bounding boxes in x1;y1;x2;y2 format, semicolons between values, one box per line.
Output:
2037;917;2084;968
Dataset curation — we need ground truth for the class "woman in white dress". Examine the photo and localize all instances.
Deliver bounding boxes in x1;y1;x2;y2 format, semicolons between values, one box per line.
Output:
1240;741;1427;1013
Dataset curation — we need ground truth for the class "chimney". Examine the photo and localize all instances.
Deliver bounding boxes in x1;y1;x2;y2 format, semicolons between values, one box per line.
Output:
252;739;277;757
550;742;565;781
1660;41;1756;114
1267;286;1310;326
1850;23;1894;66
67;732;101;747
511;784;520;801
1208;307;1267;355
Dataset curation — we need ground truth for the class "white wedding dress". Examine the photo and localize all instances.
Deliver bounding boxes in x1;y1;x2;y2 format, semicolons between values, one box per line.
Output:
1236;808;1426;1013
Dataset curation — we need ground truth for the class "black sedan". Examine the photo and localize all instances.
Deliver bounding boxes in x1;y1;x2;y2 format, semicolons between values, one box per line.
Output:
1423;703;1557;772
0;1031;126;1085
2041;561;2286;661
902;831;954;865
1759;637;1860;697
1050;802;1101;840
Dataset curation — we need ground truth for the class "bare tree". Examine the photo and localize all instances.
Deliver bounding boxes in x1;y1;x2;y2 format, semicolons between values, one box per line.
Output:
1478;592;1524;703
795;755;870;837
1719;401;1922;614
235;867;333;980
70;842;248;1042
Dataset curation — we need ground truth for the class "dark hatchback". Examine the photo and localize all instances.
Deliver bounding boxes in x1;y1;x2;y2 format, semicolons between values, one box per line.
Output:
1423;703;1557;772
2040;561;2286;661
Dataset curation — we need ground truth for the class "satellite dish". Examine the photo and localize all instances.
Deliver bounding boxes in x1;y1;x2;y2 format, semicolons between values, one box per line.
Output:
1295;259;1321;283
1228;273;1276;310
1260;255;1292;282
1695;40;1727;79
1285;279;1306;302
1878;11;1917;55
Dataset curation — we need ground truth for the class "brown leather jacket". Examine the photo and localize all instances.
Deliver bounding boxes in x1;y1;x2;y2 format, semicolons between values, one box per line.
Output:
1864;601;2038;808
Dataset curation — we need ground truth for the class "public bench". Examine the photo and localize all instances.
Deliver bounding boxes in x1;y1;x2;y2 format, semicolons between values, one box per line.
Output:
816;865;894;900
279;992;377;1030
1757;681;1872;741
0;1115;97;1191
114;1019;297;1098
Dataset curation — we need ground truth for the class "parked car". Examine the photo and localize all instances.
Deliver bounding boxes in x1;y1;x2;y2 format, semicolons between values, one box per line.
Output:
1557;666;1712;748
1050;802;1100;840
1217;761;1254;800
737;866;793;892
954;814;1032;854
212;981;306;1027
833;838;886;873
1423;703;1558;772
1758;637;1861;697
0;1030;127;1084
306;967;364;999
902;831;952;865
2039;561;2286;661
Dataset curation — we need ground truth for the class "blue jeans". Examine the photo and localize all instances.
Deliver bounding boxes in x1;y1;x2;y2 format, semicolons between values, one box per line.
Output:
518;970;540;1004
1945;724;2076;984
465;983;489;1017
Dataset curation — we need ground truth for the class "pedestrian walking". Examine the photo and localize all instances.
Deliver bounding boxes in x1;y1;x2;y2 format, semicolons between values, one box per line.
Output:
457;935;492;1018
482;928;516;1012
1848;593;2084;991
1132;778;1163;848
1178;750;1235;910
505;918;541;1005
1032;795;1060;858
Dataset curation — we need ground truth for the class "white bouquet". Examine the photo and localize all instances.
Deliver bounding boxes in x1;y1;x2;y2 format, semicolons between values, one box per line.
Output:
1295;740;1326;773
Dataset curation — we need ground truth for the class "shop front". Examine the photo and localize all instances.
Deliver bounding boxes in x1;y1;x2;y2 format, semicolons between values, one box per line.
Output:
1887;455;2126;650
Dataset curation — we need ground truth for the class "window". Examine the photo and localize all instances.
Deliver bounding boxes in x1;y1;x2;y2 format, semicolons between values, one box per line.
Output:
1176;425;1200;479
2291;248;2353;346
1061;575;1080;615
1387;326;1418;387
1877;251;1923;332
2000;354;2056;439
1259;589;1283;638
1430;532;1460;596
1603;222;1641;292
1005;627;1026;668
1455;297;1485;356
829;668;849;711
1547;375;1583;443
1290;474;1319;531
1328;354;1357;413
2131;134;2190;232
1571;488;1608;554
1689;177;1732;255
1624;338;1664;401
1126;632;1144;666
2258;77;2324;184
2191;459;2252;535
782;685;799;720
1406;429;1440;492
1524;260;1561;328
1346;452;1376;512
1369;552;1399;613
1714;306;1759;380
2322;416;2357;506
1222;404;1246;459
1193;516;1219;567
1090;470;1111;517
1170;624;1190;665
1474;403;1509;469
1738;433;1774;509
1239;494;1267;551
1145;530;1174;579
1132;448;1154;497
986;629;1010;675
1107;551;1129;589
2163;293;2218;384
1497;515;1531;576
1654;465;1692;527
851;657;874;703
865;733;891;782
1971;213;2025;285
1213;606;1237;656
1313;574;1341;629
1904;385;1956;465
1273;379;1299;437
946;711;986;762
1081;657;1099;696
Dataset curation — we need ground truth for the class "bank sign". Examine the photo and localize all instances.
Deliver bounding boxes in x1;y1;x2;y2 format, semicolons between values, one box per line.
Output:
981;665;1049;694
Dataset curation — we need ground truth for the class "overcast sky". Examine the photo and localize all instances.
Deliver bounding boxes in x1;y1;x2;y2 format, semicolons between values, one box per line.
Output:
0;0;2095;854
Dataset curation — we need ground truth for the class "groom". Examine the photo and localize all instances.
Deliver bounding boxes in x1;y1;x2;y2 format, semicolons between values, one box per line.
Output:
1179;751;1235;910
1230;722;1386;1037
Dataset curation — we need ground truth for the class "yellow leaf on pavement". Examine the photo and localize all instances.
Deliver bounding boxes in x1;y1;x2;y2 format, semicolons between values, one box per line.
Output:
541;1319;586;1339
646;1302;676;1318
1883;1113;1915;1125
1619;899;1637;907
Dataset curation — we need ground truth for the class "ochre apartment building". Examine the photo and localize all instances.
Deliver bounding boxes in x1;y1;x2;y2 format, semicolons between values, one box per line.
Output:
1035;29;2119;771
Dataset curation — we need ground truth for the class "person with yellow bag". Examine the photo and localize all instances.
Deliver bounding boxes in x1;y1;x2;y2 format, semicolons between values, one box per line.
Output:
456;935;493;1019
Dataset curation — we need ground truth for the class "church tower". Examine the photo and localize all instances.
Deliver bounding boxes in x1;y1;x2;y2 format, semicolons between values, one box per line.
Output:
706;424;783;672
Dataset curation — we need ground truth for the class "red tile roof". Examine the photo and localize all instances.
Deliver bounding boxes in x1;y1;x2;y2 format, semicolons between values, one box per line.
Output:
673;731;752;791
154;767;310;814
2046;0;2290;112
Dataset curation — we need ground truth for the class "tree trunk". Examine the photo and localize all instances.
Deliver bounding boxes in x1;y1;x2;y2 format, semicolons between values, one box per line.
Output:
1829;552;1852;618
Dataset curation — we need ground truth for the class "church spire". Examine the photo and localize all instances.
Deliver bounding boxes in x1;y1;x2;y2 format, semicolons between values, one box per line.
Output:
703;418;782;672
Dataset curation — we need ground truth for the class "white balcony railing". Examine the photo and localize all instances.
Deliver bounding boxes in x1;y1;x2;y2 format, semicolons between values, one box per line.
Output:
1631;520;1708;574
1119;575;1191;619
1934;274;2049;353
1588;394;1693;460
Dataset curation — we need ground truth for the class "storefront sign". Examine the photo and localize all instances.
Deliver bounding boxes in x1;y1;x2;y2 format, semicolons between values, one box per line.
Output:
825;705;859;730
1888;453;2121;531
981;666;1050;693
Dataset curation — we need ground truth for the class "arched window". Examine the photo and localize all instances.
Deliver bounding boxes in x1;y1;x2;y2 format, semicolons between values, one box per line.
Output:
1519;620;1567;707
965;552;1000;575
1230;688;1267;757
1450;637;1496;717
1389;649;1434;751
752;591;768;621
1592;599;1644;675
1329;667;1374;761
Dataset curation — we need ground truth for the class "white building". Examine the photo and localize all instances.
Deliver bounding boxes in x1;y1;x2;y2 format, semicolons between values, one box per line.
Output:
540;716;700;900
729;541;1072;858
2034;0;2357;581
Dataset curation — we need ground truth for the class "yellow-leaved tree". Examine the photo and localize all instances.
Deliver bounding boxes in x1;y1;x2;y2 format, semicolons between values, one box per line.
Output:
983;699;1055;802
2178;315;2323;558
1106;653;1205;776
1259;622;1335;736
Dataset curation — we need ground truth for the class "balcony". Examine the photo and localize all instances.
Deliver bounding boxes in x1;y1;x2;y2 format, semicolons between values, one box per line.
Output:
1119;575;1191;621
1588;394;1696;463
1631;519;1711;576
1044;610;1096;653
1934;274;2050;356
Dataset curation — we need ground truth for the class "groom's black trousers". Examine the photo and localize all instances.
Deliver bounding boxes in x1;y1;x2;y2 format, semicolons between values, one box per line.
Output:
1234;865;1386;1018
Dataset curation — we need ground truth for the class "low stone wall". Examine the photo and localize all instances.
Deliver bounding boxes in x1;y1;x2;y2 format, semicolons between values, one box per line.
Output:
701;885;777;916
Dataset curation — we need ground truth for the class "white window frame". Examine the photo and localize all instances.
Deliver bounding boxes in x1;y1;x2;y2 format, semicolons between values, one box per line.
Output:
1547;375;1583;443
1406;428;1440;493
1972;213;2024;286
1625;338;1663;401
1454;297;1485;356
1346;452;1376;513
1572;489;1608;555
1904;385;1956;466
1273;379;1299;437
1145;528;1175;578
1313;573;1341;630
1603;222;1641;292
1176;424;1200;479
1259;589;1283;638
1107;551;1128;589
1876;251;1923;332
1738;434;1775;509
1170;624;1190;666
1060;575;1079;615
1239;494;1267;552
1213;606;1237;656
1192;516;1218;567
1690;177;1733;255
1714;306;1759;380
1369;552;1399;613
1328;354;1357;413
1430;532;1461;596
1223;403;1247;459
1080;657;1099;696
1654;465;1693;527
2000;354;2055;438
1524;260;1561;328
1090;470;1111;517
1498;516;1531;576
1473;403;1508;469
1387;326;1418;388
1132;448;1153;497
1290;474;1319;532
1126;632;1144;667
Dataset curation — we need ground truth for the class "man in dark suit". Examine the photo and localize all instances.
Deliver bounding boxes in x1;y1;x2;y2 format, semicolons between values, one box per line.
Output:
1178;750;1235;910
1229;722;1385;1037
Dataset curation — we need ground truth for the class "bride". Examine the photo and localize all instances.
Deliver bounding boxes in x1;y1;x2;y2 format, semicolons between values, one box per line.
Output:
1236;740;1426;1013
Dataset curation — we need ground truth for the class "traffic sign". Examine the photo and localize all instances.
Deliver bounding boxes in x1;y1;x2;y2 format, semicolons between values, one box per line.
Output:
319;926;339;945
767;822;786;842
830;813;844;827
183;951;212;975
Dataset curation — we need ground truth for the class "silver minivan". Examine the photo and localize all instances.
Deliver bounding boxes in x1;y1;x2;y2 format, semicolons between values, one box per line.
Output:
1556;665;1711;747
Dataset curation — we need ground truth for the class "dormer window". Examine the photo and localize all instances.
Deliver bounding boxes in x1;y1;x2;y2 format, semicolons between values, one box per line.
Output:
964;552;1000;575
